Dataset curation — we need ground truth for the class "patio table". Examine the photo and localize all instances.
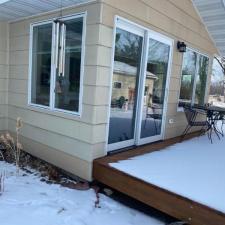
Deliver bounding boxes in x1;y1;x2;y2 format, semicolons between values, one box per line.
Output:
202;106;225;142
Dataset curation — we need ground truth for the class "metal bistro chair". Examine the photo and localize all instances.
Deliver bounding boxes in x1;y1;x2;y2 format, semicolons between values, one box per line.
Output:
181;106;210;141
220;114;225;136
145;104;162;135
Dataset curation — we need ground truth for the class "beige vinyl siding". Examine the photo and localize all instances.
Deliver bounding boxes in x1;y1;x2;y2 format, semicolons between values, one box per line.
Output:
7;2;103;181
1;0;219;181
97;0;218;141
0;22;8;132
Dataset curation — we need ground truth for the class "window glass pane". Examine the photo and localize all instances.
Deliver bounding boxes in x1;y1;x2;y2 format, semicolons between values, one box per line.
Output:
140;39;170;138
55;17;83;112
108;28;143;145
195;55;209;105
179;49;197;106
31;23;52;106
209;58;225;106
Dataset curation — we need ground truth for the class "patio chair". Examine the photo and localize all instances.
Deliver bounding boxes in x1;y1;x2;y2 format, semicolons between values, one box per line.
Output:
221;116;225;136
181;106;210;141
145;104;162;135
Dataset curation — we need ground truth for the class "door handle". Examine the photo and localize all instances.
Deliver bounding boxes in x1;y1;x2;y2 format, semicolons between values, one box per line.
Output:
54;22;60;70
59;23;66;77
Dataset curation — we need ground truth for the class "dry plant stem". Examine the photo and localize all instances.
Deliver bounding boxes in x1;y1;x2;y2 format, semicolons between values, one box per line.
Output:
0;151;4;161
14;117;23;175
0;171;5;195
16;130;20;175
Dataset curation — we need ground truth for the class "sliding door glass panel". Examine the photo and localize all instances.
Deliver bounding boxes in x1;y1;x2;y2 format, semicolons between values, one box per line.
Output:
55;17;83;112
195;55;209;105
31;23;52;106
108;28;143;145
140;39;170;138
179;49;197;106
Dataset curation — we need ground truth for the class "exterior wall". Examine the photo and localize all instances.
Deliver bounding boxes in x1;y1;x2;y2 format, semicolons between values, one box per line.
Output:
0;22;8;132
98;0;218;143
7;2;103;181
0;0;219;181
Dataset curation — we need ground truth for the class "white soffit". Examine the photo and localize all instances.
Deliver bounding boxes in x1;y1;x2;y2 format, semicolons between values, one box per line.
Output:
192;0;225;56
0;0;94;22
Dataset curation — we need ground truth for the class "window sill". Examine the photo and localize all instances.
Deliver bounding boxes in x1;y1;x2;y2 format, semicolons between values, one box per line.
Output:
27;103;82;121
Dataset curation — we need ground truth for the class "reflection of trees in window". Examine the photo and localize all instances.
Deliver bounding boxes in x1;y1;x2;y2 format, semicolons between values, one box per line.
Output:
31;24;52;106
115;29;143;67
147;40;169;104
195;56;209;105
179;50;196;102
179;49;209;106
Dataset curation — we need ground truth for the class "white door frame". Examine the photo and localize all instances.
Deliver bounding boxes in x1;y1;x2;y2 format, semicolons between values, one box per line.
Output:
136;31;174;146
107;17;146;152
107;16;174;152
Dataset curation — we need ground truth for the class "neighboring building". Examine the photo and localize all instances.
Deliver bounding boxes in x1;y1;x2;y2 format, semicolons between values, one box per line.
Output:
0;0;221;180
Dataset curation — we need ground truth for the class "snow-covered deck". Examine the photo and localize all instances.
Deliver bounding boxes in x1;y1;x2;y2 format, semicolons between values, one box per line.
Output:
93;128;225;225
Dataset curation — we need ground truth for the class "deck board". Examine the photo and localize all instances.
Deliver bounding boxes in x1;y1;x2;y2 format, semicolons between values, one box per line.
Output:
93;132;225;225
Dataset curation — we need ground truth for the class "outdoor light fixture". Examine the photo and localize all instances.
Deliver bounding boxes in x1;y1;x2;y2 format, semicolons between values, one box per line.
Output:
177;41;187;53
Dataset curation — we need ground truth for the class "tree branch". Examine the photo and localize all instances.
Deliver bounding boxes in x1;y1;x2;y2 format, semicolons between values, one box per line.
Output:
214;56;225;74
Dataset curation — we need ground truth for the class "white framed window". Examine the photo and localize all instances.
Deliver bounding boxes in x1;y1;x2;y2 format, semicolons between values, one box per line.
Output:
28;13;86;116
178;48;209;107
113;81;122;89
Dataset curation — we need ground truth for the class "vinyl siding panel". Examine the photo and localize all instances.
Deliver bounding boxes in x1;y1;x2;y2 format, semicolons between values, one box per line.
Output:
0;22;8;132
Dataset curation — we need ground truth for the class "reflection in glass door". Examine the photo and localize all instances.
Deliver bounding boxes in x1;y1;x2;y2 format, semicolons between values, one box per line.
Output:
108;26;144;150
54;17;83;113
139;38;171;144
108;18;172;151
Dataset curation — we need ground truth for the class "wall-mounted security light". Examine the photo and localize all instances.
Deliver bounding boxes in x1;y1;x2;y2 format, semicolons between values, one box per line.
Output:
177;41;187;53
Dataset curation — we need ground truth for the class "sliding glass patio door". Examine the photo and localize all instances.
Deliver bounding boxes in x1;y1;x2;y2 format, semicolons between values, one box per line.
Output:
137;34;171;145
108;21;144;151
108;18;172;151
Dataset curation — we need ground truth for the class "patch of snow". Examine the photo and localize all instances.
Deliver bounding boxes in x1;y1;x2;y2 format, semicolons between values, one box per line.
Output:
111;123;225;213
212;101;225;108
0;161;163;225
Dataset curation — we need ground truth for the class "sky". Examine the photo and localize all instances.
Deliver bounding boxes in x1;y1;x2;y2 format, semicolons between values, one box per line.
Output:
0;0;9;4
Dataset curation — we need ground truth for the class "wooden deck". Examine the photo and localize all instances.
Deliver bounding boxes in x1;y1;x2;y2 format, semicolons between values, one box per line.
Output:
93;133;225;225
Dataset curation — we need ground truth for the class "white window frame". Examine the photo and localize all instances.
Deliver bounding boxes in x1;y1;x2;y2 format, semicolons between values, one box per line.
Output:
113;81;123;89
28;12;86;117
178;47;210;110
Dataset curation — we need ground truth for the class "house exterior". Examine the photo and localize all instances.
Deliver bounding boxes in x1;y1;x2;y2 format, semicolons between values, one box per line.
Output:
0;0;220;181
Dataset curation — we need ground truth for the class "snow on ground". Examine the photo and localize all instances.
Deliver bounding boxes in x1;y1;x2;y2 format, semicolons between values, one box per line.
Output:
0;161;164;225
111;124;225;214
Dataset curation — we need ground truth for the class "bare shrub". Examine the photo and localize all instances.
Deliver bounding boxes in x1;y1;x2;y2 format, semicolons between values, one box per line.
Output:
0;117;23;175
